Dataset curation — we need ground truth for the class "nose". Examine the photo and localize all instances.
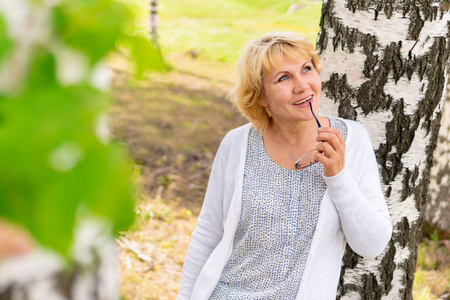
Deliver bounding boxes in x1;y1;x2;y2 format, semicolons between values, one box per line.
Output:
293;76;309;94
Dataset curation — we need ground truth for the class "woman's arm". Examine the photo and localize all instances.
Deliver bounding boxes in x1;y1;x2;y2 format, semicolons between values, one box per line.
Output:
324;124;392;258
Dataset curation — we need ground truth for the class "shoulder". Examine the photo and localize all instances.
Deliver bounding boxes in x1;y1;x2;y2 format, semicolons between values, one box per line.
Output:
335;119;379;176
220;123;252;147
326;117;375;155
339;118;366;132
335;118;372;147
213;123;251;161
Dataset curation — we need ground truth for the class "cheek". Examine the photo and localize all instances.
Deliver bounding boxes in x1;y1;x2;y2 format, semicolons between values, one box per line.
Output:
313;74;322;90
315;84;321;97
312;78;322;99
313;78;321;106
260;85;279;107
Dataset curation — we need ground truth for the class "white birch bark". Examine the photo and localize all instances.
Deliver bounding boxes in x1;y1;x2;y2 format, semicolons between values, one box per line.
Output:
149;0;158;41
317;0;450;298
0;220;119;300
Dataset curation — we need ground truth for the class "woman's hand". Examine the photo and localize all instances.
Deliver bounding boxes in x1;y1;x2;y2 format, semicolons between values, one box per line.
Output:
0;218;34;261
315;127;346;177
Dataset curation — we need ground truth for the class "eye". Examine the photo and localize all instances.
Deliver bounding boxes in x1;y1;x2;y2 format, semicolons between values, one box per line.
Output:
277;74;288;82
303;65;312;72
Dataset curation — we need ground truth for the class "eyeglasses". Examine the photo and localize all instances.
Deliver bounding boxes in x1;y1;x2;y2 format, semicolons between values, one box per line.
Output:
294;102;322;169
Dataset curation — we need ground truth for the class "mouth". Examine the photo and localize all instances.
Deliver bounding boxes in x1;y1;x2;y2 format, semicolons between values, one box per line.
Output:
293;95;313;106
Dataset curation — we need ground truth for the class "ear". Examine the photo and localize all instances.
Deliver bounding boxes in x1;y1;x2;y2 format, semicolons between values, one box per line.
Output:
259;95;268;108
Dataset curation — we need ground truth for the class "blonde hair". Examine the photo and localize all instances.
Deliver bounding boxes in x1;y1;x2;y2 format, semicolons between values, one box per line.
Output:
228;31;322;131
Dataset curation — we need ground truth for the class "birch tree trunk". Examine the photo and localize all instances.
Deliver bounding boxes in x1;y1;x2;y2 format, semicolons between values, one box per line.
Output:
149;0;158;41
316;0;450;299
0;220;119;300
424;82;450;236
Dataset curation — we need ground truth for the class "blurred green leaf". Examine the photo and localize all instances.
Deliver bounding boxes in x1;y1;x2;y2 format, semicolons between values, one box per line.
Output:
118;32;168;77
53;0;130;64
0;0;164;255
0;15;13;62
0;51;134;254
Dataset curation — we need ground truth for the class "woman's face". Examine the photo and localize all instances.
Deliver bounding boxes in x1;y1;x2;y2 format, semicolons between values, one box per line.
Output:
260;55;321;127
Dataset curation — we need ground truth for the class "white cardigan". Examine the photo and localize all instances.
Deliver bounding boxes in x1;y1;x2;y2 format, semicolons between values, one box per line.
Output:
177;119;392;300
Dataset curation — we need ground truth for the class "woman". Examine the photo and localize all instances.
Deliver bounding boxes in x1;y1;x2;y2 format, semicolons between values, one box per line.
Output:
177;31;392;299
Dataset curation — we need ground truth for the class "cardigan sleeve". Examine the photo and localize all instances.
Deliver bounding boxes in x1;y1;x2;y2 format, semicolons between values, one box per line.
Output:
323;122;392;258
177;134;231;299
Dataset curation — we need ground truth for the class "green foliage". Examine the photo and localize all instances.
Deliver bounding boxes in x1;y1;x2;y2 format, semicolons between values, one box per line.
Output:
414;241;450;299
229;0;304;13
0;0;165;254
156;175;174;188
53;0;127;64
145;0;322;63
118;33;167;78
417;242;438;270
0;16;13;61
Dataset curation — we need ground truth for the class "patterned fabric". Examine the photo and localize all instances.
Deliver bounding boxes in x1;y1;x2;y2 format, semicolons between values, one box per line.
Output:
210;118;347;299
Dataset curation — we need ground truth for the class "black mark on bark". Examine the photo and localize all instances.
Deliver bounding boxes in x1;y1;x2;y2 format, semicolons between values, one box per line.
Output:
323;73;358;120
401;166;420;202
394;217;411;248
361;34;379;78
408;7;425;40
361;273;383;299
380;240;396;293
317;0;334;54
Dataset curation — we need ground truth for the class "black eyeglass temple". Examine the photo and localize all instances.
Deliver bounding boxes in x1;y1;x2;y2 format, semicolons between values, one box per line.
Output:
309;102;321;128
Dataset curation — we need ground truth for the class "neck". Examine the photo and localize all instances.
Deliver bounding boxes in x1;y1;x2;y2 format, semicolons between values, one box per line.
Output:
265;118;318;147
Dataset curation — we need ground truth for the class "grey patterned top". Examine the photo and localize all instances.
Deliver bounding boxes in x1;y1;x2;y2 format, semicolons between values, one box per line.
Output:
210;118;347;299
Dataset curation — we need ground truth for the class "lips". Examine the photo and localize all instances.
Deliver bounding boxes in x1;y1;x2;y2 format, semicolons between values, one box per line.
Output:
293;95;313;105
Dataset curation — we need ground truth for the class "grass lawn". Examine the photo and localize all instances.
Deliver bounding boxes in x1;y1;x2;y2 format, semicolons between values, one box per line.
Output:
110;0;449;299
126;0;322;63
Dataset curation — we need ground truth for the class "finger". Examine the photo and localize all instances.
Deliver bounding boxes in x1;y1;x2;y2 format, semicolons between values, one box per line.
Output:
317;134;345;154
317;127;345;146
315;144;345;177
316;141;340;159
314;148;332;164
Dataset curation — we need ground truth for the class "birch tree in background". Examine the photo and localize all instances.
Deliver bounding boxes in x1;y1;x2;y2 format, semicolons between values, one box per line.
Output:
316;0;449;299
149;0;158;41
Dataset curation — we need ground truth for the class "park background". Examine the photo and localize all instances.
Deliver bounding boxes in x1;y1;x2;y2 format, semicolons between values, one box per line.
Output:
0;0;447;299
110;0;449;299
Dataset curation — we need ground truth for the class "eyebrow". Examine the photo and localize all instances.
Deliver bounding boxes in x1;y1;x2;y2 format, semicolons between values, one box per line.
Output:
271;60;311;81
